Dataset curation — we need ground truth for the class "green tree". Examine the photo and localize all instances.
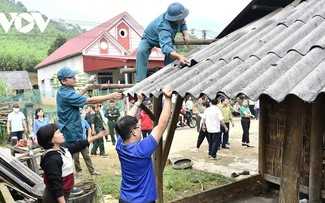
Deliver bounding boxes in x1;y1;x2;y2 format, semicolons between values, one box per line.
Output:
48;35;68;55
0;79;9;96
174;33;200;56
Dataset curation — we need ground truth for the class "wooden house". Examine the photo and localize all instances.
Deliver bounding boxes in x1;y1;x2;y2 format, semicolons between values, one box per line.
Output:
35;12;164;105
126;0;325;202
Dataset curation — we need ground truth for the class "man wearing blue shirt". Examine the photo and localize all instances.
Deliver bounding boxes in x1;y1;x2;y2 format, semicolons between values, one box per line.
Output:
136;2;191;82
115;85;172;203
56;66;122;144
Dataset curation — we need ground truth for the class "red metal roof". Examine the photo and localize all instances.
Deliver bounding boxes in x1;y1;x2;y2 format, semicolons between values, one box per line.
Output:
35;12;127;69
83;52;164;71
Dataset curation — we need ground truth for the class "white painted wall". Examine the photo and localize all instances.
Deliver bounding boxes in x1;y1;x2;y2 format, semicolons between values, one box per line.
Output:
36;55;84;105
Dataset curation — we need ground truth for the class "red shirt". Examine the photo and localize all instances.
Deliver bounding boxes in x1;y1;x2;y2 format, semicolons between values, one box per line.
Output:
138;110;153;130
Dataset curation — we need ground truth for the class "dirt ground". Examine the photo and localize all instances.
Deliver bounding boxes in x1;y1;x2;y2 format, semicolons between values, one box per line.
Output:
166;117;259;177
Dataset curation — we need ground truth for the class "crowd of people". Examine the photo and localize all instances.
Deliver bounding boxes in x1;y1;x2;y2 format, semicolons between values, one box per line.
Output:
190;95;259;159
4;2;261;202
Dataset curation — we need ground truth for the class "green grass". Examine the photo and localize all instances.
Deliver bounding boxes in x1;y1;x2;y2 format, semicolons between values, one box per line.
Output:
80;164;234;202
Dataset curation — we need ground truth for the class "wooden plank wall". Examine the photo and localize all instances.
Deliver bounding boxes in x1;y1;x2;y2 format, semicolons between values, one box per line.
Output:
264;97;286;177
262;96;315;196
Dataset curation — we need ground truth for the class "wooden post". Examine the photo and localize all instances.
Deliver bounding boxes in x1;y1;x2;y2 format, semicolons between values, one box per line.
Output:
258;96;267;176
153;95;163;203
162;95;184;169
309;94;325;202
279;95;304;202
140;103;155;121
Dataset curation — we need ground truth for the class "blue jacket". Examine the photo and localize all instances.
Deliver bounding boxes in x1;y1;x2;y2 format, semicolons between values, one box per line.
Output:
56;85;87;143
142;12;187;56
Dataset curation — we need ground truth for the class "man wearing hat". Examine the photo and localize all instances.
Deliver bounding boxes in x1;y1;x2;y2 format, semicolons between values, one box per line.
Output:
135;2;191;82
104;100;120;145
56;66;122;146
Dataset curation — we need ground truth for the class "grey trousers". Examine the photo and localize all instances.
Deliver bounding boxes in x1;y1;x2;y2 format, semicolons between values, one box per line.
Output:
73;147;95;174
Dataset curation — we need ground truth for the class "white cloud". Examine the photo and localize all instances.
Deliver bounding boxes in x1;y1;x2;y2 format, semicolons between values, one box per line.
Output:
17;0;251;33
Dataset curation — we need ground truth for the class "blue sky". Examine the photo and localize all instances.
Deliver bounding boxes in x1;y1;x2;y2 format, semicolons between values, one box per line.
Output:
17;0;251;38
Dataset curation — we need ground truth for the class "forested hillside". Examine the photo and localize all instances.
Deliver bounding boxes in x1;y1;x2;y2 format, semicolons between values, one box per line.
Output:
0;0;85;72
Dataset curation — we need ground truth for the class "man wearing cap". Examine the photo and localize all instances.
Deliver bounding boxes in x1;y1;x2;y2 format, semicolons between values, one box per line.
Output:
56;66;122;146
136;2;191;82
104;100;120;145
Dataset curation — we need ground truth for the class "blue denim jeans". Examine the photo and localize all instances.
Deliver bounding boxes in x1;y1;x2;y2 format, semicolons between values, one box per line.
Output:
136;38;174;82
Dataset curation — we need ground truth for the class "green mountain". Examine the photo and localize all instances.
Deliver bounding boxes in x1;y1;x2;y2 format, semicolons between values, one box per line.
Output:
0;0;85;72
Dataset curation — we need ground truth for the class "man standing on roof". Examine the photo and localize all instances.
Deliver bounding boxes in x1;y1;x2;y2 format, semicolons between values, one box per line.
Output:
136;2;191;83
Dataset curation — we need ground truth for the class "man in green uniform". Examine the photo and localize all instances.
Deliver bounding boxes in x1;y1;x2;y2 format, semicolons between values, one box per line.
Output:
217;97;234;149
91;103;108;156
104;100;120;145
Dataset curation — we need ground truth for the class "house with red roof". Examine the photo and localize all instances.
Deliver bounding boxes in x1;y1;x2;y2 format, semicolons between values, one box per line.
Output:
35;12;164;104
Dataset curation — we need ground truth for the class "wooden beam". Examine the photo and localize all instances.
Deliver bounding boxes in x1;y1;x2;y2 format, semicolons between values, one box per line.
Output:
258;96;267;176
86;84;133;90
309;94;325;202
140;103;155;121
153;95;163;203
173;39;217;45
120;67;159;74
0;183;15;203
279;95;305;202
162;95;183;169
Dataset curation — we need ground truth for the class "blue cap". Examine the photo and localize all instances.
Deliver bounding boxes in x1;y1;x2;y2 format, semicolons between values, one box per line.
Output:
165;2;189;21
57;66;77;81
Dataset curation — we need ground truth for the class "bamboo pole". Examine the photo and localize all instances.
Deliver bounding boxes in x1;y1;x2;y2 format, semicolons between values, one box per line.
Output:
173;39;217;45
162;95;183;169
279;95;304;202
258;96;267;176
86;84;133;90
152;95;163;203
140;103;155;121
120;67;158;74
309;94;325;202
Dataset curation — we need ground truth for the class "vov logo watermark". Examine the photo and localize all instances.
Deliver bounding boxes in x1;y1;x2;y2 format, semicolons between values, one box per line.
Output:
0;13;51;33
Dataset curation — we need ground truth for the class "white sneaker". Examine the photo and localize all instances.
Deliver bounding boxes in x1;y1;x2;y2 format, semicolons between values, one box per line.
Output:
190;148;199;153
91;170;101;176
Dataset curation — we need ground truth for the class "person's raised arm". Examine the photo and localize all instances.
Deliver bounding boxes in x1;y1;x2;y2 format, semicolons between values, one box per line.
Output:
87;130;106;143
127;94;144;117
151;86;172;143
86;92;122;104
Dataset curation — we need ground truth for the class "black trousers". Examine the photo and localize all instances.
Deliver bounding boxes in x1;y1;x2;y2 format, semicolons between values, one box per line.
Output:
196;128;208;148
241;117;250;143
208;132;221;158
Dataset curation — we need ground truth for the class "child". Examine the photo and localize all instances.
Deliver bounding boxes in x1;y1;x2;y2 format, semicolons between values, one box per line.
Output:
37;123;106;203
